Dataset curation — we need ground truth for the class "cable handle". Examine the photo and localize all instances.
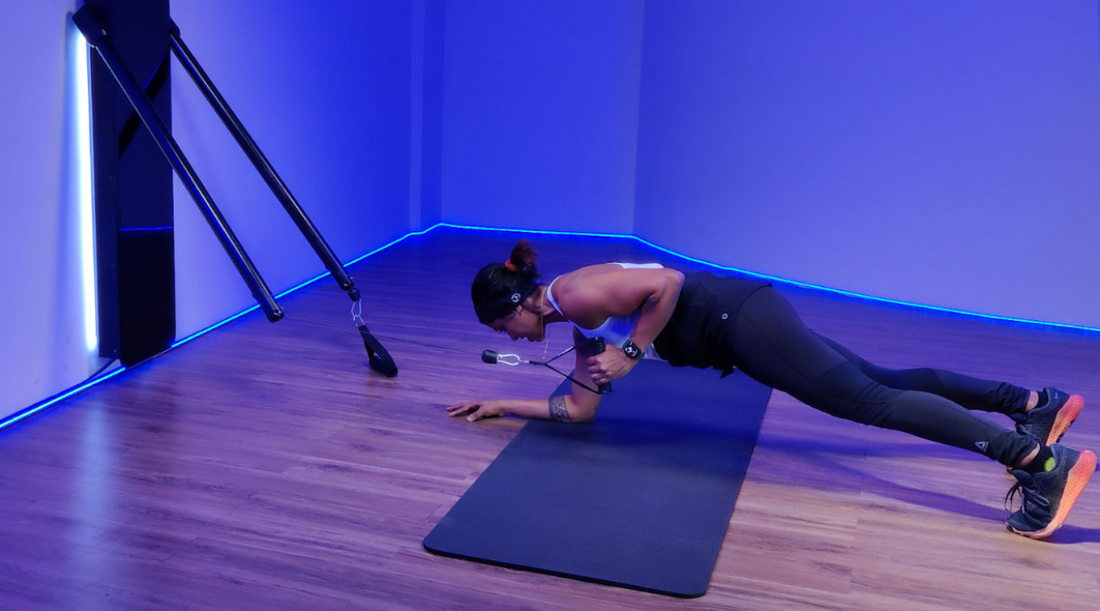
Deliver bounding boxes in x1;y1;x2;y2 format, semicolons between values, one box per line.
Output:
591;337;612;395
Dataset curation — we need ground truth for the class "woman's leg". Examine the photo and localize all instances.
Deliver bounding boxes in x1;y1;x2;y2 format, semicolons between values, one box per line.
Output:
814;334;1030;415
729;287;1036;467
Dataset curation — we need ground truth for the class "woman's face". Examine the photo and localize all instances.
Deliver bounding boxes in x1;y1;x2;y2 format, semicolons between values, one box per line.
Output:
487;305;545;342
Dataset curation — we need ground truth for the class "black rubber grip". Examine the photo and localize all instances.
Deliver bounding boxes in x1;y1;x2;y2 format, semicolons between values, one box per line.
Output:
358;324;398;377
591;337;612;394
481;350;500;364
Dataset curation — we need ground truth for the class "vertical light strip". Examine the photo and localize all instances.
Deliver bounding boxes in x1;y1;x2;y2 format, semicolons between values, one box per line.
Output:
75;30;98;353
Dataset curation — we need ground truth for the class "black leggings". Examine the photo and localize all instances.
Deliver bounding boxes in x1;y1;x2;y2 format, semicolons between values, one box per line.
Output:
730;286;1036;466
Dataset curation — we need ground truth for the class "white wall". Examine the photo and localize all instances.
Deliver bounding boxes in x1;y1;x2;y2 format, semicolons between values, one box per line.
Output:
171;0;416;337
633;1;1100;328
436;0;1100;327
2;0;421;420
6;1;1100;421
0;1;112;420
438;0;645;234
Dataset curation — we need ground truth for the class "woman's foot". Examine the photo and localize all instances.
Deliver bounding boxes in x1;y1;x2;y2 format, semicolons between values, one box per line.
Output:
1012;387;1083;446
1005;444;1095;539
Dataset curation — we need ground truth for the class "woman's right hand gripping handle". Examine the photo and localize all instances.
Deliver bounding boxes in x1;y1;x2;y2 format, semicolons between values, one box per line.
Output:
590;337;612;395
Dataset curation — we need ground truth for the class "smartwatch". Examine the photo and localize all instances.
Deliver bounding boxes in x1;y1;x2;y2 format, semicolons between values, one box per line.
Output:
621;339;643;360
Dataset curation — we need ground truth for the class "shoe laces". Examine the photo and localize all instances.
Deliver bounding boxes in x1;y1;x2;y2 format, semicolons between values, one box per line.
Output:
1005;473;1051;514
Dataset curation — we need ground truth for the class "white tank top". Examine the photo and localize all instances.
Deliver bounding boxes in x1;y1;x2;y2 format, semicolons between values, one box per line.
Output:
545;262;662;358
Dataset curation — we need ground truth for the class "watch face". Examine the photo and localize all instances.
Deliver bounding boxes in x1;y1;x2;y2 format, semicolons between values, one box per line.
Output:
623;341;641;359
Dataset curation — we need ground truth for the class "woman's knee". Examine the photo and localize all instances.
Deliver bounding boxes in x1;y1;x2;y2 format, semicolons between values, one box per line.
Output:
870;367;945;393
790;363;902;425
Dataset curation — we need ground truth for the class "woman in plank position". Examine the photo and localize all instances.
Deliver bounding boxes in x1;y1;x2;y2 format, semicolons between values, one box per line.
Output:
447;239;1094;539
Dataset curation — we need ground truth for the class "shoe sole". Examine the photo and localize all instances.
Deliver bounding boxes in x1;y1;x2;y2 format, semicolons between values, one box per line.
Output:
1009;449;1096;540
1046;394;1084;445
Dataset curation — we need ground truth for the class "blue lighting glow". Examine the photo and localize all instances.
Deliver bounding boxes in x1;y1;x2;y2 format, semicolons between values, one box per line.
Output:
170;305;262;348
433;223;1100;334
170;226;444;349
0;367;127;433
12;219;1096;435
120;226;173;233
346;224;443;266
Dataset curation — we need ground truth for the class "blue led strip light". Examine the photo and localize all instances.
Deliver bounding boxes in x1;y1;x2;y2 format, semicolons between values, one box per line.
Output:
170;225;442;349
120;226;173;232
434;223;1100;335
0;367;128;433
10;221;1096;434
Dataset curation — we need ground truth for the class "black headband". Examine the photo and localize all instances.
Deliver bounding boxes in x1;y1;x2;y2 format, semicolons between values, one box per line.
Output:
474;277;538;323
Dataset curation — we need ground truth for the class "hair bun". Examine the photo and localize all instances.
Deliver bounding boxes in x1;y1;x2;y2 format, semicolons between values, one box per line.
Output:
508;239;540;280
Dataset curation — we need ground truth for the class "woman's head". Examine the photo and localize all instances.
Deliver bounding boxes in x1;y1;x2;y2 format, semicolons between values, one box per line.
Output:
471;240;546;340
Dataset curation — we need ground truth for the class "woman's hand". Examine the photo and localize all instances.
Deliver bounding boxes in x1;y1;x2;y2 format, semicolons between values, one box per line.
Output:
446;399;504;422
586;347;640;385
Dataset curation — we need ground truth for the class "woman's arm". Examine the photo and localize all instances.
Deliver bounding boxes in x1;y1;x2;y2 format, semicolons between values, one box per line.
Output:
445;394;598;423
556;265;684;384
446;329;605;423
447;264;684;424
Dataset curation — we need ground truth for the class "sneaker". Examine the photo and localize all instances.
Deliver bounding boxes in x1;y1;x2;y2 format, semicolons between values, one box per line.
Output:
1011;387;1084;446
1005;444;1096;539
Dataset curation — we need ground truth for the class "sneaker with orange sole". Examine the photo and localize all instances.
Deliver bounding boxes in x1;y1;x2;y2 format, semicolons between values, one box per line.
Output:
1006;444;1096;539
1012;387;1084;445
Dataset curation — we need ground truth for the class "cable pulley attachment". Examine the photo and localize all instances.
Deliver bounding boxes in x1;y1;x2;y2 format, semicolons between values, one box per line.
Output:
480;338;611;395
353;299;397;377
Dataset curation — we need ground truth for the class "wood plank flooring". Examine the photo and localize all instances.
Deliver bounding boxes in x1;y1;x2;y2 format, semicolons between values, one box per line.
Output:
2;227;1098;610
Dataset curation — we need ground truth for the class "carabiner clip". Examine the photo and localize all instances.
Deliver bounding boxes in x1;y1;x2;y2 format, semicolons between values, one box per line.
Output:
351;298;365;328
482;350;523;366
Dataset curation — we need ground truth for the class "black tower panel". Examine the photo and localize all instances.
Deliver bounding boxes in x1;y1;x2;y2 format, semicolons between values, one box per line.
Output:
87;0;175;366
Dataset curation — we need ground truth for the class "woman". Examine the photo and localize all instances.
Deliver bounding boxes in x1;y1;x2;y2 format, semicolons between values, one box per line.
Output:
447;240;1095;540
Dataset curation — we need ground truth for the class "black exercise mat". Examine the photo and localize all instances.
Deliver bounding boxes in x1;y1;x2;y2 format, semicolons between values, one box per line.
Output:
424;360;772;598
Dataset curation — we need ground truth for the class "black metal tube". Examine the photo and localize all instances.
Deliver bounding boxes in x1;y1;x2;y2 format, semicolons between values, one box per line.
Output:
73;7;284;322
168;21;359;300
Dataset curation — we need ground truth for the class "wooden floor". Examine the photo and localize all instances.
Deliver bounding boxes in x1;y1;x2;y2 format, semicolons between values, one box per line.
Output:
2;228;1099;610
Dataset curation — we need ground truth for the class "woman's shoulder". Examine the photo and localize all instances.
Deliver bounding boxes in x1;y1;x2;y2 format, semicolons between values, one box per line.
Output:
553;262;657;293
550;264;612;300
552;263;678;322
